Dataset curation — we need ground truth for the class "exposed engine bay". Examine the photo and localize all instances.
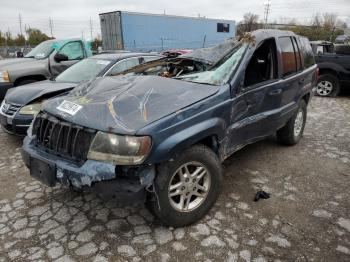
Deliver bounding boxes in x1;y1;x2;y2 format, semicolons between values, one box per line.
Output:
112;57;210;78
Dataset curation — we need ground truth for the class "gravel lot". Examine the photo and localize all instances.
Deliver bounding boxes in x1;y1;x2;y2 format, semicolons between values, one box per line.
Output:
0;96;349;262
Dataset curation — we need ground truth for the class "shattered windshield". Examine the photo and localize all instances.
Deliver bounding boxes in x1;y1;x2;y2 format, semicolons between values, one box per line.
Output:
175;44;247;85
55;58;111;83
25;41;54;59
115;40;247;86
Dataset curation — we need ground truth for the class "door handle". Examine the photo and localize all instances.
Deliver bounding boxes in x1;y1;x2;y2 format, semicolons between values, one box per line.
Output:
269;89;282;96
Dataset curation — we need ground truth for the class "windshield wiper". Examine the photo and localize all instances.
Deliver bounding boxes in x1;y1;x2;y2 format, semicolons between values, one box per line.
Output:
24;56;35;58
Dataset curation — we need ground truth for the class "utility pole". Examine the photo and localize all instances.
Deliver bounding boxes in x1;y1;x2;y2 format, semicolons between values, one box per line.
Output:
81;30;84;39
49;17;53;38
89;18;93;40
263;0;271;28
18;13;23;36
24;24;28;46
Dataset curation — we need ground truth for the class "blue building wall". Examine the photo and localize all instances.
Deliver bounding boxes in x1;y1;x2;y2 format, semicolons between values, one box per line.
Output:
120;12;235;52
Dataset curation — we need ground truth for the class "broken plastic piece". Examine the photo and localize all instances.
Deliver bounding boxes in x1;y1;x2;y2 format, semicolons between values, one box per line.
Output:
254;190;270;202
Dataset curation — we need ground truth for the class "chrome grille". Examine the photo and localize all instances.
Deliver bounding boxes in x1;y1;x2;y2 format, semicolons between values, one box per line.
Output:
32;112;96;163
0;101;21;117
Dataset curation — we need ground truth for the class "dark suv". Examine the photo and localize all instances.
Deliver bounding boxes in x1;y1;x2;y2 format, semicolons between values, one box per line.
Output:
22;30;317;227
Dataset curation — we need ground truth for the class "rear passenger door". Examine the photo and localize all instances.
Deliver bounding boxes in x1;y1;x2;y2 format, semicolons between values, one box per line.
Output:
275;36;305;128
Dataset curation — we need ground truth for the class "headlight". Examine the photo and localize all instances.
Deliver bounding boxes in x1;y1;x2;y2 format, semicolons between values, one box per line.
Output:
19;102;42;115
87;132;152;165
0;71;10;82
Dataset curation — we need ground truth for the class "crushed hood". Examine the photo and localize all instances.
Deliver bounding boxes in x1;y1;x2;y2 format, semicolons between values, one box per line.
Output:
43;76;219;134
5;81;77;105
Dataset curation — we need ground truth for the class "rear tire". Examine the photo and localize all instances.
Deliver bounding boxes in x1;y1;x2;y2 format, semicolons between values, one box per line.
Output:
147;145;222;227
315;74;340;97
276;100;307;145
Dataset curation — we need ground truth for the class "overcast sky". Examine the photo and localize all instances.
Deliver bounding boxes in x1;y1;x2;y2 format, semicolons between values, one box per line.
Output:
0;0;349;39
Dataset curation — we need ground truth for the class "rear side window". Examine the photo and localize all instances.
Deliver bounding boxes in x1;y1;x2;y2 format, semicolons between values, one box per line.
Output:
298;37;316;68
279;37;297;77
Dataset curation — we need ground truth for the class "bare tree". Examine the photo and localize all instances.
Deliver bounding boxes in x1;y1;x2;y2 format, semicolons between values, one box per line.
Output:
243;13;259;31
311;13;323;28
323;13;337;30
237;13;260;35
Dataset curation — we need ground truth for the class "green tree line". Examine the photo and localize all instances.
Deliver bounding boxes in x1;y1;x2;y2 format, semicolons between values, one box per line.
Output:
237;12;347;42
284;26;344;42
0;28;52;46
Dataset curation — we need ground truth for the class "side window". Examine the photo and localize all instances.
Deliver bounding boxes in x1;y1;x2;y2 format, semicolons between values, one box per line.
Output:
292;37;302;72
244;38;277;87
298;37;316;69
107;57;140;75
59;41;84;60
279;37;297;77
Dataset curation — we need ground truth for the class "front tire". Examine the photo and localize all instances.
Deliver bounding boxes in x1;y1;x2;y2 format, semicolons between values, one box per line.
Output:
315;74;340;97
147;145;222;227
276;100;307;145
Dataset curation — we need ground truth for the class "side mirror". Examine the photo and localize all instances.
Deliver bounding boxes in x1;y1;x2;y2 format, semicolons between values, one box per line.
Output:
54;53;68;63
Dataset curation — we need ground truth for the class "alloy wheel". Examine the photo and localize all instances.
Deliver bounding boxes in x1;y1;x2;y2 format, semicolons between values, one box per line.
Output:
294;109;304;138
168;161;211;212
316;80;333;96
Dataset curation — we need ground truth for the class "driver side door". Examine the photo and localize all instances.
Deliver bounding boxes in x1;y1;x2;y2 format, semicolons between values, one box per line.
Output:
227;38;281;152
49;41;85;77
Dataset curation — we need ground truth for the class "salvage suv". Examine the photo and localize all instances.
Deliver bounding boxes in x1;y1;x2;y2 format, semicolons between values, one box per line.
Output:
22;30;317;227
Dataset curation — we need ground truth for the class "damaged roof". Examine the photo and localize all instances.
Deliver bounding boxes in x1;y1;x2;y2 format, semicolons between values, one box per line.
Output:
180;29;297;65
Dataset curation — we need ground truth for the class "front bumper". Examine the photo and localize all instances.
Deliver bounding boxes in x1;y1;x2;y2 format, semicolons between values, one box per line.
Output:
0;112;33;136
0;82;14;101
22;136;155;201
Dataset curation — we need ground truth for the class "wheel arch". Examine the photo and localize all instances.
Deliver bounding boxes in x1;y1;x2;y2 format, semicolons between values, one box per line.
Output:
301;92;311;105
146;118;226;164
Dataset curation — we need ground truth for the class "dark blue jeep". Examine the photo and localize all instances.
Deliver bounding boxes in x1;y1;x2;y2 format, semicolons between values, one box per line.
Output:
22;30;317;227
